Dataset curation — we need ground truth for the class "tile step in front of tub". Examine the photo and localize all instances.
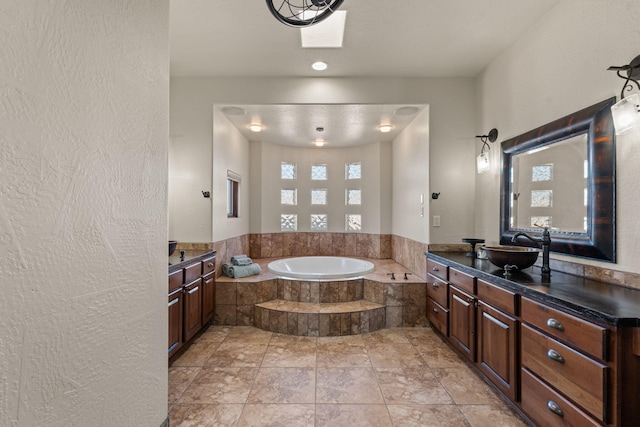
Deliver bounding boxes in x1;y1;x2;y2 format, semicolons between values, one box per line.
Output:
255;299;386;336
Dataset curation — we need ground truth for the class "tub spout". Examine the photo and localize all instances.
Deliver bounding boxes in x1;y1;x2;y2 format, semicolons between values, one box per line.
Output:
387;273;396;280
403;272;412;280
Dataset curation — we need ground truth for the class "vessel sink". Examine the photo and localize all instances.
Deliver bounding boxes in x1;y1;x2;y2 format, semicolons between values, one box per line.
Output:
483;245;540;269
169;240;178;256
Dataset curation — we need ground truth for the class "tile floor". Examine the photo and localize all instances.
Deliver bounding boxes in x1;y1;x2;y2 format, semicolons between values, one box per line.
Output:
169;326;530;426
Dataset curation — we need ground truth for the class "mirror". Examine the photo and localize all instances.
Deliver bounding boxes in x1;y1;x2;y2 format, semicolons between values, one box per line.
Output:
500;97;616;262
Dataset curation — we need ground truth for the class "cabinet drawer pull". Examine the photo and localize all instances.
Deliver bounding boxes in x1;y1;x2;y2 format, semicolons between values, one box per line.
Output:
188;286;200;294
546;318;564;331
432;282;439;288
168;297;180;307
207;262;214;267
547;349;565;364
432;266;439;272
547;400;564;417
433;307;439;314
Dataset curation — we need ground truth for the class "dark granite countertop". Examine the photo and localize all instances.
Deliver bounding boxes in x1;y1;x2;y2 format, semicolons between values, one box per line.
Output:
169;250;216;274
427;251;640;327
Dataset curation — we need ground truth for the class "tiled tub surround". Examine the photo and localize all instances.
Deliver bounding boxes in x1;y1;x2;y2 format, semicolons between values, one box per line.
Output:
216;258;427;335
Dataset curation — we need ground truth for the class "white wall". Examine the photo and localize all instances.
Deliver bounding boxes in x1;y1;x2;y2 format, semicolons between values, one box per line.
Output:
169;77;477;244
392;107;430;242
476;0;640;273
250;141;391;234
212;109;251;242
1;2;169;426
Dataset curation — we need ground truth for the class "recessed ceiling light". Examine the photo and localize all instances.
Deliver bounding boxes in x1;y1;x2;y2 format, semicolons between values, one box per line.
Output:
221;106;246;116
311;61;328;71
395;106;419;116
315;139;325;147
249;124;263;132
378;124;393;133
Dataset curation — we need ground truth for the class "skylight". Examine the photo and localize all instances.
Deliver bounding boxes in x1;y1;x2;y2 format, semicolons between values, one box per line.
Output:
300;10;346;48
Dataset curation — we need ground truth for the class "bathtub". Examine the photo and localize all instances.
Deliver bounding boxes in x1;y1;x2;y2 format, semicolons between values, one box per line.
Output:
267;256;375;280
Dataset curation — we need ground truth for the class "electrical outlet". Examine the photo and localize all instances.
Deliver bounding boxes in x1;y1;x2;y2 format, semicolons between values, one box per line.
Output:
433;215;440;227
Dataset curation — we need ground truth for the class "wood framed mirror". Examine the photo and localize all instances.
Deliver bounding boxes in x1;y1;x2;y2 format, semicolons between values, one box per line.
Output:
500;97;616;262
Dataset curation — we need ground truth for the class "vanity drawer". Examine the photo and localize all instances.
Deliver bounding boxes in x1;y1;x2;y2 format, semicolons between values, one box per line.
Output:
202;256;216;275
184;262;202;284
521;297;608;360
427;297;448;337
521;324;607;422
169;269;183;292
477;279;517;315
427;259;448;281
521;368;601;427
449;268;475;294
427;274;448;308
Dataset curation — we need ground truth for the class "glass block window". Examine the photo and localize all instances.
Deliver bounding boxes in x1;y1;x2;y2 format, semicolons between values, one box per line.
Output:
345;162;362;180
346;214;362;231
281;188;297;205
311;214;327;231
311;189;327;205
281;162;296;180
311;164;327;180
532;164;553;182
584;160;588;178
584;188;588;207
346;189;362;205
531;216;551;228
531;190;552;208
281;214;297;231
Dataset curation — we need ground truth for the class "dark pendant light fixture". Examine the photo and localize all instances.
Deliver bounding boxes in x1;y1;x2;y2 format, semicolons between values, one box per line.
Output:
266;0;345;27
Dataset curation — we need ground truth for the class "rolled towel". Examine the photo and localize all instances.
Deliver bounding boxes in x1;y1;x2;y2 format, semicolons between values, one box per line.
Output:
227;263;261;278
232;257;253;266
230;254;249;264
222;263;232;277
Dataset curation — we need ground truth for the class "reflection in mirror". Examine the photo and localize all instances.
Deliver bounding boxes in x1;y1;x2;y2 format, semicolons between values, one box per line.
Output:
500;97;616;262
511;134;587;233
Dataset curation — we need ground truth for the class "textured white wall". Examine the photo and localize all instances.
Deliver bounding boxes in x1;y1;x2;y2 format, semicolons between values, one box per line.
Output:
476;0;640;273
249;141;391;234
169;77;477;244
1;2;169;426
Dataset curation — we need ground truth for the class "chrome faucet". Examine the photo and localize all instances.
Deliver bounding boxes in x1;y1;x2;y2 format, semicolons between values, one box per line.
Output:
511;228;551;277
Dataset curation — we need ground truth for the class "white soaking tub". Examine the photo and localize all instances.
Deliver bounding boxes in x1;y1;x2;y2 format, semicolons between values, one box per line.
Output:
267;256;374;280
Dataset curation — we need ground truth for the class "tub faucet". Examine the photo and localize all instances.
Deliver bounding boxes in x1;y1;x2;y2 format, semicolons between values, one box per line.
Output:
511;228;551;278
387;273;396;280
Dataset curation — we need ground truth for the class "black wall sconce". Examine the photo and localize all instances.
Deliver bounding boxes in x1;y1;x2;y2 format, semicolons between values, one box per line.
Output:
475;128;499;173
202;191;210;198
608;54;640;134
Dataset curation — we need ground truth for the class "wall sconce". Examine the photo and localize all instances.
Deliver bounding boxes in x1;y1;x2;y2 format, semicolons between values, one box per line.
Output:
475;128;498;174
608;54;640;134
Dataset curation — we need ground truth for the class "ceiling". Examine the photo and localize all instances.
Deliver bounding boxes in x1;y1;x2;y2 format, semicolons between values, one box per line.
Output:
170;0;559;147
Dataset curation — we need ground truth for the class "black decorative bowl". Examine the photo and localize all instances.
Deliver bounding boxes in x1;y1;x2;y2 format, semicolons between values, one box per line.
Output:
169;240;178;256
483;246;540;269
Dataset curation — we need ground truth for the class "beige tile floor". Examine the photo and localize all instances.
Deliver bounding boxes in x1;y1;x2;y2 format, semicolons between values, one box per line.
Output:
169;326;530;426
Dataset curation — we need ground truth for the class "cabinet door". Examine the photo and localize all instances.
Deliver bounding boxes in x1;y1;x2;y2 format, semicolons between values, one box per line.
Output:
183;278;202;342
168;288;183;358
449;285;475;361
477;301;518;401
201;271;216;325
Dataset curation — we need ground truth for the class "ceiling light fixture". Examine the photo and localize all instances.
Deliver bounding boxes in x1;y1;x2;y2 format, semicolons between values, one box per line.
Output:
608;54;640;134
266;0;345;27
301;10;346;48
378;124;393;133
394;106;419;116
311;61;328;71
249;124;263;132
315;139;325;147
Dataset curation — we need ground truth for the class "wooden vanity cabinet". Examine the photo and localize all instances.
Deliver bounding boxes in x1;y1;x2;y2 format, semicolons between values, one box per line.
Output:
168;253;216;359
427;262;449;337
448;268;477;362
